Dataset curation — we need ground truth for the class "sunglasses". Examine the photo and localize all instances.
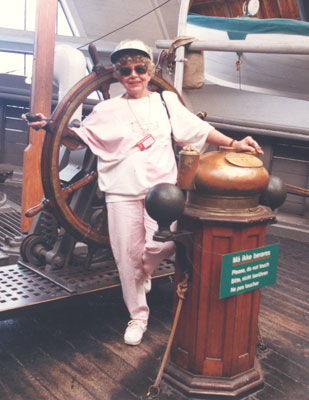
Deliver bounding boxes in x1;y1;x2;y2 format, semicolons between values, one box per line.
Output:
118;64;148;77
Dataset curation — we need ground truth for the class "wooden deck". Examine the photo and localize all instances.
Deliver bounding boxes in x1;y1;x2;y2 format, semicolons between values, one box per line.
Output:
0;179;308;399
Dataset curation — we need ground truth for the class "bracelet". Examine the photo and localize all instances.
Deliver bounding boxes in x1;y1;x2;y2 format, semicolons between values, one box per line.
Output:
229;139;236;147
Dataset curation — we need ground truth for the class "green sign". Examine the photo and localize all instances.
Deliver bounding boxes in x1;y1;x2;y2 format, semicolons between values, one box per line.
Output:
219;243;279;299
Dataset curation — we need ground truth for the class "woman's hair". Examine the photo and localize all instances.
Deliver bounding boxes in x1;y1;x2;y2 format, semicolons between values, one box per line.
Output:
113;51;155;78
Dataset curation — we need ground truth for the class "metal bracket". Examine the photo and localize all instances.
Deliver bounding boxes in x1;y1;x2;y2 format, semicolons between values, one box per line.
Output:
153;229;194;279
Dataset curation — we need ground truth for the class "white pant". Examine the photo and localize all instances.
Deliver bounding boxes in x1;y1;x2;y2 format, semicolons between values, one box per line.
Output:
107;200;175;323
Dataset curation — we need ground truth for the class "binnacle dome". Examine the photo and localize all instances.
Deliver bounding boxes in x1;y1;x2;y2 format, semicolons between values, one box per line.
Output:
178;146;270;215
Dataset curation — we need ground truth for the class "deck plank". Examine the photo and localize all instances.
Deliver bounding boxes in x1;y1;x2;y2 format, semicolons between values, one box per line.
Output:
0;229;307;399
0;349;56;400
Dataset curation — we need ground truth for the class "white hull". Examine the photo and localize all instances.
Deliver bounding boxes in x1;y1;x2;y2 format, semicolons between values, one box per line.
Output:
187;23;309;101
170;1;309;135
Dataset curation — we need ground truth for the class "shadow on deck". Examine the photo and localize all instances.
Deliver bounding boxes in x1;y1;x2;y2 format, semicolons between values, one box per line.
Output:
0;169;308;400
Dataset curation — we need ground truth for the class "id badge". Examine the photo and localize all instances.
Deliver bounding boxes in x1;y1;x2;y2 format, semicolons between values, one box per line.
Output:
136;134;155;151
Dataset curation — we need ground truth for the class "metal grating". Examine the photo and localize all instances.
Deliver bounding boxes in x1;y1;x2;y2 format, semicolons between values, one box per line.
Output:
0;210;22;243
0;259;175;316
20;258;175;294
0;263;69;313
0;211;175;316
0;210;24;265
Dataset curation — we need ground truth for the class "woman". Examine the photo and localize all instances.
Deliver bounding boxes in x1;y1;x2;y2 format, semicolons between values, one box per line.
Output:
23;39;263;346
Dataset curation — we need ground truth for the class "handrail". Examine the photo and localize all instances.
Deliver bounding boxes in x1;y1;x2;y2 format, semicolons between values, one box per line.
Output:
156;38;309;55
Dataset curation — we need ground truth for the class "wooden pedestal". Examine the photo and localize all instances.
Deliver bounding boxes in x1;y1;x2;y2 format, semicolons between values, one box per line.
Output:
164;206;275;399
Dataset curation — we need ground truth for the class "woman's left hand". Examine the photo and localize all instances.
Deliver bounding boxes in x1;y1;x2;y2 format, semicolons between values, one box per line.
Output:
234;136;263;155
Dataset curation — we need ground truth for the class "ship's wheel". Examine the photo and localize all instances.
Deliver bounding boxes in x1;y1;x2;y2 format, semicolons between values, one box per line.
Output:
35;54;183;248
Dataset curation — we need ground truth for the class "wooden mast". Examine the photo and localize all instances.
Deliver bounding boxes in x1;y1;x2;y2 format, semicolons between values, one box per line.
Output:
21;0;58;232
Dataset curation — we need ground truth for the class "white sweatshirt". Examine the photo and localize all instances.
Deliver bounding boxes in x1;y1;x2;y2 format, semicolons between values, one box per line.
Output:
73;91;213;202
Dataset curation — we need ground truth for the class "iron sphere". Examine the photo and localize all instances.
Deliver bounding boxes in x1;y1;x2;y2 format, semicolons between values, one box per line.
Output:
145;183;185;227
260;175;287;210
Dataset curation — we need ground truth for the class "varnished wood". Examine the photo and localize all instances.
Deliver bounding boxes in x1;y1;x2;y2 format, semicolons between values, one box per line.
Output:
190;0;301;19
25;170;99;218
21;0;58;233
165;210;275;398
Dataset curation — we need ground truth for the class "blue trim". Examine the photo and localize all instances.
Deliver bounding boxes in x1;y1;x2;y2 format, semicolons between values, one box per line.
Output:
187;14;309;39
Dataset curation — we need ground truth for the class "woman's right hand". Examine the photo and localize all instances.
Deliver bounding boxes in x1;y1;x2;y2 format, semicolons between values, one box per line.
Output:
22;112;84;150
21;112;48;130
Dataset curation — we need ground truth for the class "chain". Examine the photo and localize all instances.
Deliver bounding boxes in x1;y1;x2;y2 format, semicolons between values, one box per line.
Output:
146;273;189;399
236;55;242;90
126;94;151;135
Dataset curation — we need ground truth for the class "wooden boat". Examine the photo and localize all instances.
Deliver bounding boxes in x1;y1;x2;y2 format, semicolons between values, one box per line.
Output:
156;0;309;221
156;0;309;134
173;0;309;99
185;13;309;100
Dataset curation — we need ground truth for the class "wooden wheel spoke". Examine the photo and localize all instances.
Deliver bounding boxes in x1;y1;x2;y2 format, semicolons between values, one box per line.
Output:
61;170;98;201
25;198;52;218
91;207;107;229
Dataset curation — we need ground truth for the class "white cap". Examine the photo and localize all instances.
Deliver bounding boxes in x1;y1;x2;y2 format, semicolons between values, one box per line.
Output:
110;40;153;63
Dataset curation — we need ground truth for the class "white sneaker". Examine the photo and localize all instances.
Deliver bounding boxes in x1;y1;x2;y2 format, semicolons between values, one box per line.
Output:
124;320;147;346
144;274;152;294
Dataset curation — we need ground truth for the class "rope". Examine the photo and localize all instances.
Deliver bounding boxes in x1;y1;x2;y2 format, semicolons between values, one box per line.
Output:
256;326;267;352
236;55;242;90
146;273;189;399
77;0;173;50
